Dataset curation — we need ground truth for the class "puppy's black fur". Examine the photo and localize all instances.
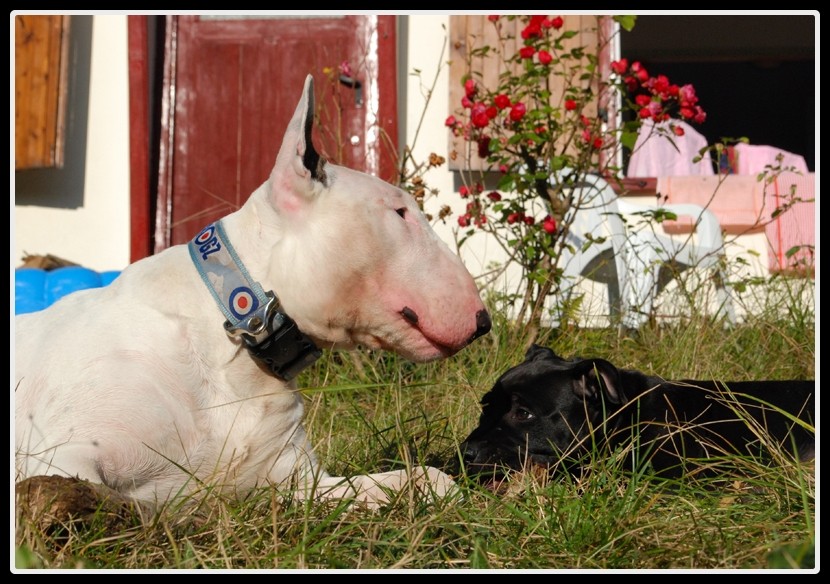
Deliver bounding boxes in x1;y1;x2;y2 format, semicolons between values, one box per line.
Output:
460;345;815;480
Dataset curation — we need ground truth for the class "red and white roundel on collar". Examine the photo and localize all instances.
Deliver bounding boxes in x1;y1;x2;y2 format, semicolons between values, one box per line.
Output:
228;286;259;320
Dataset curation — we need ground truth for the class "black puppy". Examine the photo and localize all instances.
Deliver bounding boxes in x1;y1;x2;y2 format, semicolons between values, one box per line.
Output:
460;345;815;480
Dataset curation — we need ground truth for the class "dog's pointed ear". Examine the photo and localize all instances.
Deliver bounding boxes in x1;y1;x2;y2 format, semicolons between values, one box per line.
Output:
524;344;571;364
524;344;556;363
269;74;328;215
572;359;627;405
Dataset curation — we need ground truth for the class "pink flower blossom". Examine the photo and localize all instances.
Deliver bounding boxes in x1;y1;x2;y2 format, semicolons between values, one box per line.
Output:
679;84;698;105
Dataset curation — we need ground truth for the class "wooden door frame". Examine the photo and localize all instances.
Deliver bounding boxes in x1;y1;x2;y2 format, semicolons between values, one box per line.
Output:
128;15;399;258
128;15;152;263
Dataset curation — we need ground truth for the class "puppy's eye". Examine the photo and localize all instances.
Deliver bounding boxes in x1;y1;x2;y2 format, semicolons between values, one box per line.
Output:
395;208;406;219
513;407;534;422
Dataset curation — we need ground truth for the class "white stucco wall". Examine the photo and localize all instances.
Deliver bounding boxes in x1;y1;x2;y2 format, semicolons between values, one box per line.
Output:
403;15;519;301
13;15;131;272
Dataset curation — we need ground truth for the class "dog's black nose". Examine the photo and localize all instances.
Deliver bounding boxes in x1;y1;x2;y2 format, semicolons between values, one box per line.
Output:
470;309;491;342
461;441;479;466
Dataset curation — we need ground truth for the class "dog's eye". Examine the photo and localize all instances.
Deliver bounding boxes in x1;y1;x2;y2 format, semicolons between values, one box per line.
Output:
395;208;407;219
513;407;534;422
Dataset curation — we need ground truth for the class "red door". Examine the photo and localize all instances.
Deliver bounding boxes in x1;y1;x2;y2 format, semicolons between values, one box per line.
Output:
155;15;398;252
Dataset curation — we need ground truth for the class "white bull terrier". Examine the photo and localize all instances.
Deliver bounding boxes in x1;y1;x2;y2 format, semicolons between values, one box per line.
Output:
15;75;490;509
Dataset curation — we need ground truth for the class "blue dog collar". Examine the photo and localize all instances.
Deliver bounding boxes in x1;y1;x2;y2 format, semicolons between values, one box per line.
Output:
189;221;321;381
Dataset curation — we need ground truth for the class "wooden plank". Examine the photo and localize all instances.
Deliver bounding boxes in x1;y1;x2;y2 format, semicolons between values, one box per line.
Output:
447;15;608;173
14;15;69;170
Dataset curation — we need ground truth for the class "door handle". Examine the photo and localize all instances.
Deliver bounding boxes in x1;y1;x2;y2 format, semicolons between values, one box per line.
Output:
338;74;363;107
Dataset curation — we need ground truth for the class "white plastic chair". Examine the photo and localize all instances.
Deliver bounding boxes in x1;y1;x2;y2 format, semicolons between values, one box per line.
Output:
550;172;736;328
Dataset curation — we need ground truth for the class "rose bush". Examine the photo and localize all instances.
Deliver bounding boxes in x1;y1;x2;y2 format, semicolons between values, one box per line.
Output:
446;14;707;329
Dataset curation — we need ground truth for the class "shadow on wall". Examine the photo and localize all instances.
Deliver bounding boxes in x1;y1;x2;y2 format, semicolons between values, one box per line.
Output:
15;15;93;210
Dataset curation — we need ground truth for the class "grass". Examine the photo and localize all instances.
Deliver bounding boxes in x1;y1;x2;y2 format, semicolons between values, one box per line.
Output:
14;302;815;571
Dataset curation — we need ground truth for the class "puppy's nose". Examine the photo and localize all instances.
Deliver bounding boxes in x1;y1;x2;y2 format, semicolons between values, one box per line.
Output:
469;309;491;342
461;441;480;466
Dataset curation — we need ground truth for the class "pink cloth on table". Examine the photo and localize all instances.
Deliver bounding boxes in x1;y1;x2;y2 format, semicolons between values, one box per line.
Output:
627;119;715;178
657;175;768;233
765;172;815;273
734;143;809;176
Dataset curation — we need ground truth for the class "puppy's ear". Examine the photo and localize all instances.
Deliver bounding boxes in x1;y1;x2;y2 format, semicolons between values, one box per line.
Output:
524;344;562;363
572;359;627;405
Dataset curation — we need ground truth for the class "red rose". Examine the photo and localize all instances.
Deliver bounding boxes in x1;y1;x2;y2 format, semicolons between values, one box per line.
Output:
610;58;628;75
639;107;652;119
693;106;706;124
464;78;477;98
672;125;686;137
564;99;577;111
474;214;487;227
651;74;670;95
458;214;470;227
461;96;473;109
487;15;499;22
471;102;490;128
523;216;535;226
477;136;491;158
509;102;527;122
487;191;502;202
593;137;603;149
538;50;553;65
519;46;536;59
486;106;498;119
631;61;648;83
679;106;695;120
494;94;511;110
624;76;639;93
444;115;457;127
521;21;541;39
542;215;557;234
499;164;509;174
635;94;652;107
551;16;564;29
507;212;521;224
459;185;470;198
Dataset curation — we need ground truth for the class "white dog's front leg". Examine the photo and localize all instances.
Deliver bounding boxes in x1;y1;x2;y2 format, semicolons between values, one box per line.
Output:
299;467;458;509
